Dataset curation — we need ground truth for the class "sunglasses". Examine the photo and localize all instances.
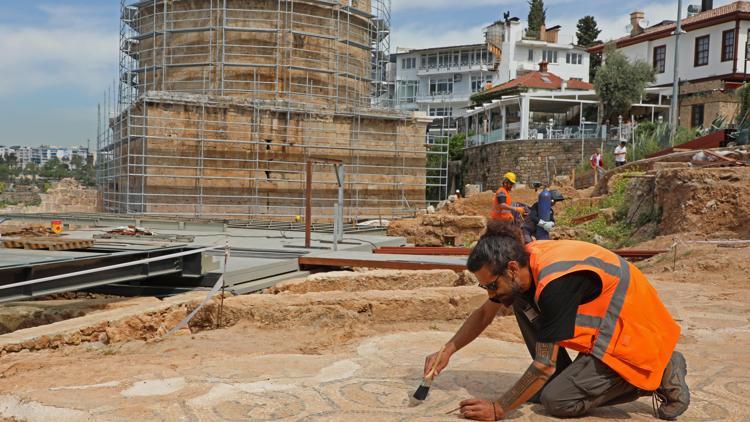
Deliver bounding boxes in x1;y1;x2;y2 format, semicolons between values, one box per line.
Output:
478;273;502;291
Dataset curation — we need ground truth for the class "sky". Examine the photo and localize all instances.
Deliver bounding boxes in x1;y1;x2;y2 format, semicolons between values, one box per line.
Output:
0;0;736;147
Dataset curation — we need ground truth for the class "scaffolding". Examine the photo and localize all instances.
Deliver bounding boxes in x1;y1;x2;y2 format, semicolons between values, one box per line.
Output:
99;0;448;221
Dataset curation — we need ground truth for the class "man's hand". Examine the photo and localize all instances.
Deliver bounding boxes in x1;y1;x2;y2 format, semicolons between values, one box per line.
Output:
459;398;503;420
515;207;528;217
423;344;454;377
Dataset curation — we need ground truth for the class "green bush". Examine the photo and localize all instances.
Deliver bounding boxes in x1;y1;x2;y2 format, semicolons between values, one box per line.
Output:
558;174;654;248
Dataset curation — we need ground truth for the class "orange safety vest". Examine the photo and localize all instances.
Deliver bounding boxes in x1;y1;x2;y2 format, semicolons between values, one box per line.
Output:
527;240;681;391
491;186;514;221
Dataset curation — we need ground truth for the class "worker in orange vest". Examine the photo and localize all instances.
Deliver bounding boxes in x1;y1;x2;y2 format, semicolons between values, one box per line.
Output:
424;221;689;420
491;172;527;223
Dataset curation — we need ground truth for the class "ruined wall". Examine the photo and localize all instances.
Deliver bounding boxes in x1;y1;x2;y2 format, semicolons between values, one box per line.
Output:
463;138;616;190
678;80;741;128
111;99;428;219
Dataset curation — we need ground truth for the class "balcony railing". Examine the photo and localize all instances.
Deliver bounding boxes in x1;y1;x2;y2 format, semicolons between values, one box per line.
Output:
467;124;604;146
417;62;493;74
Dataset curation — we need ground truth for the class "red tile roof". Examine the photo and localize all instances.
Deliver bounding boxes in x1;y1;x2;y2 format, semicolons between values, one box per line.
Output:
590;1;750;52
483;70;593;95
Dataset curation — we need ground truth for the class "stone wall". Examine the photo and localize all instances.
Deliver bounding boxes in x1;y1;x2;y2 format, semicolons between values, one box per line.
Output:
678;80;741;128
130;0;373;109
2;179;98;214
105;96;429;220
462;138;617;190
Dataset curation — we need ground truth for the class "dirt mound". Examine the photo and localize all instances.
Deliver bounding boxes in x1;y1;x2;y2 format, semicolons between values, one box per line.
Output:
386;215;486;246
654;167;750;238
636;240;750;288
438;191;494;217
387;186;577;246
191;286;489;331
269;269;468;294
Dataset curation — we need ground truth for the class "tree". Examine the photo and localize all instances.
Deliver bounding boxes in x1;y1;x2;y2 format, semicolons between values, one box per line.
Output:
40;157;72;180
5;152;17;170
527;0;546;39
70;154;84;170
594;44;655;123
576;16;601;47
576;16;603;81
24;162;39;182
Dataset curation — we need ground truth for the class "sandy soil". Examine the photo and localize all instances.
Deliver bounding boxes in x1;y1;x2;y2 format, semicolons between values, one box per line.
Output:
0;242;748;421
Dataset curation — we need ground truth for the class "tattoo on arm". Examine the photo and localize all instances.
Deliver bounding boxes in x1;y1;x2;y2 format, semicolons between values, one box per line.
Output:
497;342;557;411
534;342;557;367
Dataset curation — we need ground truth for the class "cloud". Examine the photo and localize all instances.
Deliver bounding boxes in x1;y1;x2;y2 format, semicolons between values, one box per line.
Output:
391;23;490;50
0;5;117;98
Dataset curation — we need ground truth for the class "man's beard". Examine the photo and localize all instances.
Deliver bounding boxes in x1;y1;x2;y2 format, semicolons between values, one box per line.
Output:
493;273;523;306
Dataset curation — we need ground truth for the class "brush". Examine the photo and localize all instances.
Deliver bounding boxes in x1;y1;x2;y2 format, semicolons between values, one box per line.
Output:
412;347;444;401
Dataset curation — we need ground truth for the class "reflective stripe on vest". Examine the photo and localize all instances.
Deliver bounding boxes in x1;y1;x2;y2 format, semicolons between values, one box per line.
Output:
537;255;631;360
575;314;602;329
591;256;630;359
537;256;630;359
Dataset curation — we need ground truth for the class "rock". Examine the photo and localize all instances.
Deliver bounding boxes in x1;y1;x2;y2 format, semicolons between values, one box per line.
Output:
600;207;618;224
464;184;481;198
592;234;606;245
454;216;486;229
426;205;436;214
706;200;717;210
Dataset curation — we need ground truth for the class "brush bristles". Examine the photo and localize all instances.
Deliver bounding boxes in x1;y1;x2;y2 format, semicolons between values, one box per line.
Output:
412;383;431;401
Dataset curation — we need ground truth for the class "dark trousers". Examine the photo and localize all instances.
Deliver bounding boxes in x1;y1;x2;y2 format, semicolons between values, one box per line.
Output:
513;298;642;417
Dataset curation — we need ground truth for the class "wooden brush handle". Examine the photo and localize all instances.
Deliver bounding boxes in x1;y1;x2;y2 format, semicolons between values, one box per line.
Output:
425;347;445;379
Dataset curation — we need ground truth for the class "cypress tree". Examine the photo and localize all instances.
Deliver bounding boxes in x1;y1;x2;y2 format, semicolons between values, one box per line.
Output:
527;0;546;39
576;16;603;80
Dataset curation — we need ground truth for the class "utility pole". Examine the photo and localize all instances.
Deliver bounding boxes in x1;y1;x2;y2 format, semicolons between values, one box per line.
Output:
669;0;683;145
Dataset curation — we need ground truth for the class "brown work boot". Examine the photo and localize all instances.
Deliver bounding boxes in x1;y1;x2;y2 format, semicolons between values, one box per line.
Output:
655;351;690;420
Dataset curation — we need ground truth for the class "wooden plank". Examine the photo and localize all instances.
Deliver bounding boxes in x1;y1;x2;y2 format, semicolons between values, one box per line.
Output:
570;212;600;226
1;237;93;251
373;247;471;256
299;256;467;272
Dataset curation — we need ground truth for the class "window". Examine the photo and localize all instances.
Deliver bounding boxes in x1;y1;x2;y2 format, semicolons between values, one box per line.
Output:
471;75;494;92
460;52;470;65
528;49;534;62
542;50;558;63
397;80;419;103
429;107;453;117
429;78;453;95
691;104;705;128
400;57;416;69
566;53;583;64
694;35;710;66
722;29;735;62
653;45;666;73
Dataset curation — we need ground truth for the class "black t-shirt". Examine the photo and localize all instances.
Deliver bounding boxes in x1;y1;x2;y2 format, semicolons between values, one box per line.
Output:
523;271;602;343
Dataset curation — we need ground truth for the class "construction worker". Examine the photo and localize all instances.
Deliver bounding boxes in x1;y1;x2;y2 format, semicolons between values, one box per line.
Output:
491;172;527;223
424;221;689;420
522;189;564;242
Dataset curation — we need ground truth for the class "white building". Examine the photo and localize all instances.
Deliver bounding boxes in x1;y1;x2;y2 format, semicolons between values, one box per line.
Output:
15;147;33;168
488;19;591;86
590;1;750;128
0;146;15;160
392;43;497;131
390;15;590;133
